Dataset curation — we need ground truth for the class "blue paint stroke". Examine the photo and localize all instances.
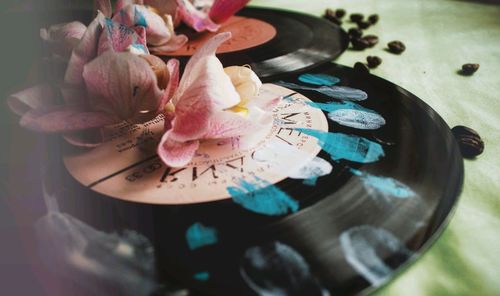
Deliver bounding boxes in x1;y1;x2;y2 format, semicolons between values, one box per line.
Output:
297;128;385;163
275;81;368;101
303;177;318;186
351;169;416;199
298;73;340;86
193;272;210;281
340;225;413;286
227;178;299;216
241;241;329;295
305;101;386;130
185;223;218;251
134;6;148;27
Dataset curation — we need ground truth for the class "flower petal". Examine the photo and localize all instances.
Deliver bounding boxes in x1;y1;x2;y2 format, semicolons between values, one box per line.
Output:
94;0;113;18
98;17;148;55
144;0;181;25
204;106;273;139
83;51;163;123
159;58;180;109
65;12;104;88
146;14;188;52
176;0;220;32
115;0;144;12
209;0;250;24
157;131;199;167
20;106;116;133
40;21;87;57
7;84;56;116
169;32;239;142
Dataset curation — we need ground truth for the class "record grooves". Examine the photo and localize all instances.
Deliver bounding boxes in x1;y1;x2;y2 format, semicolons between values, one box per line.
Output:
49;62;463;295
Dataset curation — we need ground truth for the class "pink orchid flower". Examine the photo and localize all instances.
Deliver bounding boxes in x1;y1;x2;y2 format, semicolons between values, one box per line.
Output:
157;32;277;167
9;12;180;147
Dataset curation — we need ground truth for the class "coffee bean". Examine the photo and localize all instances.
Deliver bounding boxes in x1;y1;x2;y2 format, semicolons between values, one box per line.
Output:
461;63;480;75
354;62;370;75
351;38;370;50
348;28;363;39
368;14;379;25
362;35;379;47
357;20;371;30
387;41;406;54
366;56;382;68
336;9;346;18
323;9;343;25
350;13;364;22
451;125;484;158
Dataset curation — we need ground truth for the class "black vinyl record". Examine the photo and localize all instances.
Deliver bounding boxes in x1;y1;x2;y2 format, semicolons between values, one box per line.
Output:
46;63;463;296
166;7;350;81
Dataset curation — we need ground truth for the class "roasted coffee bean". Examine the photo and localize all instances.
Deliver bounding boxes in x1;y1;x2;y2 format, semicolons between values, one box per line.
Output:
354;62;370;75
461;63;480;75
451;125;484;158
336;9;346;18
368;14;379;25
362;35;379;47
348;27;363;39
366;56;382;68
323;9;343;25
357;20;371;30
387;41;406;54
351;38;370;50
350;13;364;22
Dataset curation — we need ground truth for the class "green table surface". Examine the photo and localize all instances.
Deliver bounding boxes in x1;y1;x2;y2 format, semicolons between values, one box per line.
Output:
0;0;499;295
252;0;500;295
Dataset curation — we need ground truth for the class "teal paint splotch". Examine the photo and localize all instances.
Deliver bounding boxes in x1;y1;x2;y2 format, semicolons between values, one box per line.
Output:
298;73;340;86
303;177;318;186
351;169;416;199
134;6;148;27
297;128;385;163
185;223;218;250
227;178;299;216
194;272;210;281
305;101;385;130
275;81;368;101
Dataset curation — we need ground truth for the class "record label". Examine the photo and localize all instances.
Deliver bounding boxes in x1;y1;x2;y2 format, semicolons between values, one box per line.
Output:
164;16;277;56
63;84;328;204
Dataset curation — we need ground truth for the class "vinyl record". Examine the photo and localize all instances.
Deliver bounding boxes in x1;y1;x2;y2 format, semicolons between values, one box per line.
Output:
47;62;463;296
161;7;349;80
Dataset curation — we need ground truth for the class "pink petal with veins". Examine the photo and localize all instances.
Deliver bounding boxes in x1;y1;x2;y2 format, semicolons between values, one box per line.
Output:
168;32;238;142
98;18;148;55
83;51;163;123
209;0;250;24
40;21;87;57
8;84;56;116
94;0;113;18
176;0;220;32
157;131;199;167
159;59;180;109
20;105;116;133
64;12;104;89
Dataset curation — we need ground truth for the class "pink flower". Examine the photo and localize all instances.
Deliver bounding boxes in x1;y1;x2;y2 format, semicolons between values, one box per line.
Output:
157;32;277;167
40;21;87;58
9;12;180;147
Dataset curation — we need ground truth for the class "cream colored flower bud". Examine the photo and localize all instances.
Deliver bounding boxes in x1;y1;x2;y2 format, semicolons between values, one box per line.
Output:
223;66;262;104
